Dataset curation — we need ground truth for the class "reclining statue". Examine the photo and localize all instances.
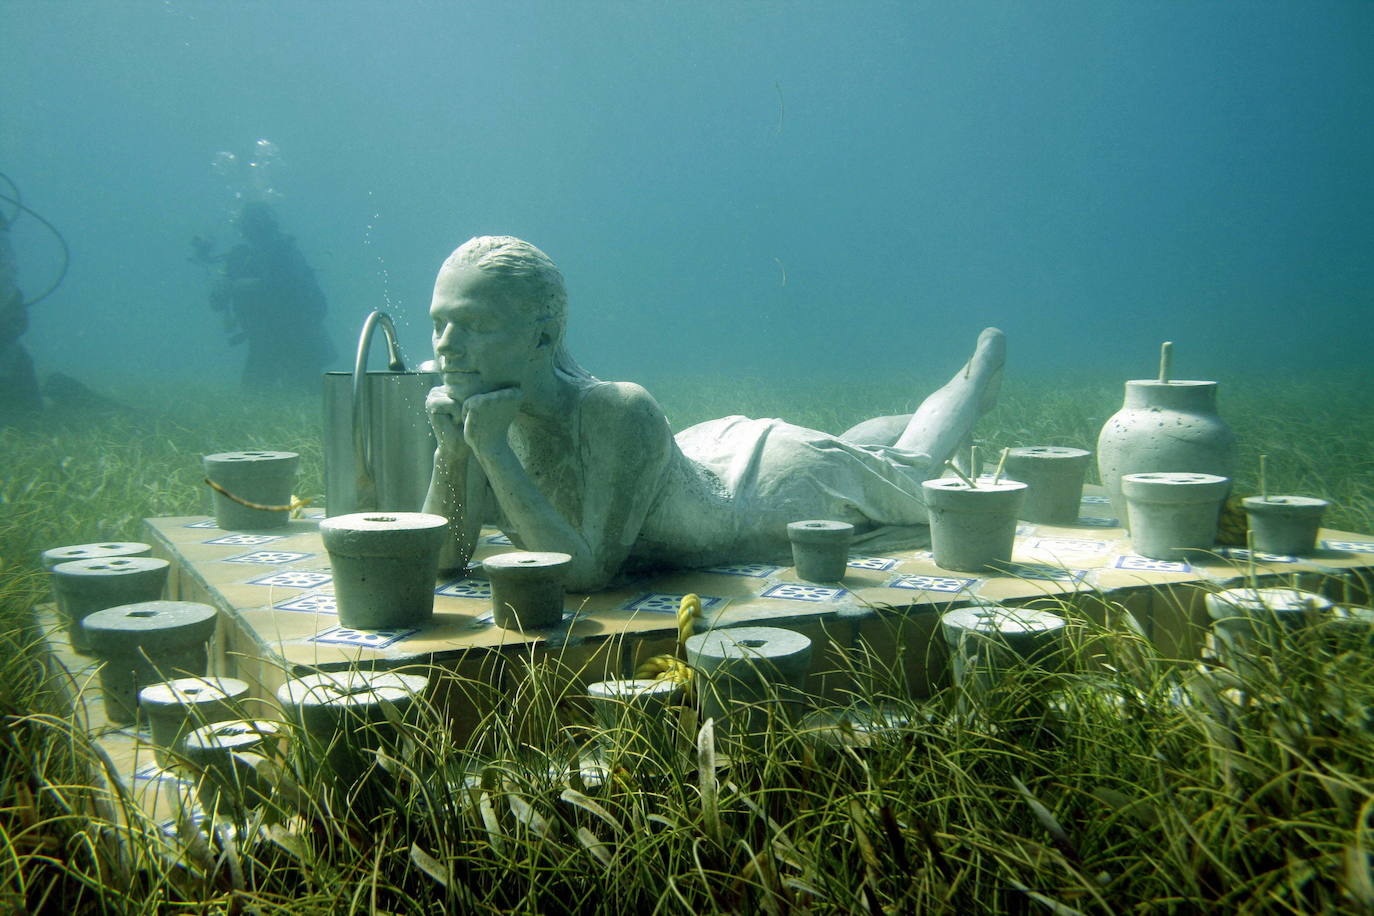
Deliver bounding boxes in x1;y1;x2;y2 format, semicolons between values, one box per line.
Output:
423;236;1005;592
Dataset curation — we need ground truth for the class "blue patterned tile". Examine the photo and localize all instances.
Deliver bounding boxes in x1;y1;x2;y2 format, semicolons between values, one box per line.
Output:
223;550;313;565
1216;547;1296;563
995;562;1088;583
621;593;728;614
847;555;898;571
204;533;285;547
483;533;514;546
247;570;332;589
1080;495;1111;505
274;593;338;614
1029;537;1110;554
760;582;846;602
1114;554;1191;574
702;562;782;578
887;574;978;594
186;518;220;529
1015;523;1038;536
1322;539;1374;554
1075;516;1120;528
310;626;419;649
134;762;193;787
436;578;493;599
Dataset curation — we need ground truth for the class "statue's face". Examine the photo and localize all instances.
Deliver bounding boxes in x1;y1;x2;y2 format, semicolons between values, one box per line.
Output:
430;264;546;400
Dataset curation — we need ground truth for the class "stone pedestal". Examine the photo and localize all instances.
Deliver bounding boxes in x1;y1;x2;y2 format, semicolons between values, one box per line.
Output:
276;670;428;786
940;603;1066;695
203;450;299;530
51;556;169;653
183;719;285;822
787;520;855;583
686;626;812;743
483;551;572;630
81;601;218;725
1204;587;1333;675
138;676;249;767
585;677;684;764
42;541;152;571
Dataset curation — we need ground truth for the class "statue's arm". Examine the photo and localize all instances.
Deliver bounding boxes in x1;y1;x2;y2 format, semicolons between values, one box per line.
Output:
423;447;489;574
474;383;671;591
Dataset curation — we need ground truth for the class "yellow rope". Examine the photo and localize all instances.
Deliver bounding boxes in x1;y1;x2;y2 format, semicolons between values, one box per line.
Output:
635;593;701;685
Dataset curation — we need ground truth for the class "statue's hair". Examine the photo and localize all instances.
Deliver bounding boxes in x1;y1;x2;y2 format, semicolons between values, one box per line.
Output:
442;236;595;381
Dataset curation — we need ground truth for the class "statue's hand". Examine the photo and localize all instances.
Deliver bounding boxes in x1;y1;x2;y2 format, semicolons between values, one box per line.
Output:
425;386;469;459
461;386;524;453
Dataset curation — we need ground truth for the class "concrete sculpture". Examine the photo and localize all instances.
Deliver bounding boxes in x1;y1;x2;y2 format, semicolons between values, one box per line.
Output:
423;236;1005;591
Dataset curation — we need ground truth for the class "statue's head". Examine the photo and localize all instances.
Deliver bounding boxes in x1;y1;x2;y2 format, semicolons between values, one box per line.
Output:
431;237;590;395
439;236;566;339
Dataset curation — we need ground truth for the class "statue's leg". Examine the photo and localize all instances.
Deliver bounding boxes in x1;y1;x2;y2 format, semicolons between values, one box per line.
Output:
892;327;1005;463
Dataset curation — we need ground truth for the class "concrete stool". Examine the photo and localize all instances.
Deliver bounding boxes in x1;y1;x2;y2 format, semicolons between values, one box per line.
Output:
42;541;152;571
52;556;169;653
138;676;250;767
41;541;151;612
183;719;284;822
799;704;912;756
276;670;428;785
81;601;218;725
203;450;299;530
1204;587;1333;675
686;626;812;744
940;603;1067;695
585;677;685;763
483;551;572;630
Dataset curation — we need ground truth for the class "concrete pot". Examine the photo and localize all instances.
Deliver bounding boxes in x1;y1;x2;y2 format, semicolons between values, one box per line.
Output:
922;479;1028;572
686;626;812;744
1096;380;1236;531
137;676;249;768
585;677;685;763
483;551;572;630
786;520;855;582
1121;472;1230;560
51;556;169;653
1204;587;1333;673
276;670;428;786
182;719;284;822
202;450;300;530
1002;446;1092;525
81;601;218;725
1242;496;1328;556
940;603;1067;693
319;512;448;629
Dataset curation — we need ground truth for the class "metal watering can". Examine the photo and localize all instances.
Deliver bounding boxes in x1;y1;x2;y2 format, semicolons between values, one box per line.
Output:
323;311;438;515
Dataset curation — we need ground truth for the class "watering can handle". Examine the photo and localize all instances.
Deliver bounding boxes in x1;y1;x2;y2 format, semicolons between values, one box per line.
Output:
352;310;407;508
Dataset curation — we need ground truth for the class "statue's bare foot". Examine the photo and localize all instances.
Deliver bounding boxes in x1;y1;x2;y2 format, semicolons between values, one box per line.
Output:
967;327;1005;415
893;327;1006;458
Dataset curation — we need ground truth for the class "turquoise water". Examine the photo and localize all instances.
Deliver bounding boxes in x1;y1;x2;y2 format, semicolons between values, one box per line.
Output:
4;1;1372;394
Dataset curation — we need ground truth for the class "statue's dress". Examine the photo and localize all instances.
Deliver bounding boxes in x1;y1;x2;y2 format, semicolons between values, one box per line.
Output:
628;414;938;571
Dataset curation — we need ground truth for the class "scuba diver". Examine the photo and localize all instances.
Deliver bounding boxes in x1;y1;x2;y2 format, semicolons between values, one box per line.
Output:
197;202;335;390
1;172;69;425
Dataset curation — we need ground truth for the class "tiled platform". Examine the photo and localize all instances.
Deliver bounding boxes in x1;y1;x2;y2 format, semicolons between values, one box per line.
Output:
40;491;1374;833
136;493;1374;705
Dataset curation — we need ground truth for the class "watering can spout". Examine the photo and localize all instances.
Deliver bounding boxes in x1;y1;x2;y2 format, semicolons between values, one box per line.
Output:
359;310;406;373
